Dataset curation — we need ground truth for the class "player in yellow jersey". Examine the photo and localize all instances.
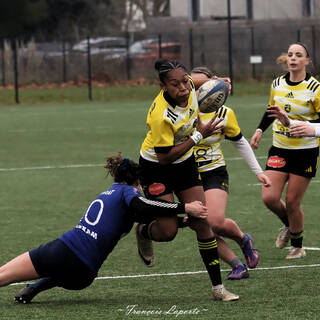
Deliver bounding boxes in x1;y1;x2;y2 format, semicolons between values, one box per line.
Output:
250;43;320;259
136;59;239;301
191;67;271;279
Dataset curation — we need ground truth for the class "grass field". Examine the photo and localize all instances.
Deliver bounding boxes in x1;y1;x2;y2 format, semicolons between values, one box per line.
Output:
0;91;319;319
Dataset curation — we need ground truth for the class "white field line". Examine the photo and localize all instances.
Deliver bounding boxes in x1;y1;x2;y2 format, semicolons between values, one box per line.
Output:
0;156;265;172
0;164;104;172
9;263;320;286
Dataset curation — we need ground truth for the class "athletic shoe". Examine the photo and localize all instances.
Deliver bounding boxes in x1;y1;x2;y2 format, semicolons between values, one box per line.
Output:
212;284;239;301
135;224;155;267
14;285;37;304
275;226;290;249
227;264;249;280
241;233;259;269
286;247;306;259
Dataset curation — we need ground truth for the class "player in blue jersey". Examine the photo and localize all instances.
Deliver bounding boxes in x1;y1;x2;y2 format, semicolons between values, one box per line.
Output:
0;153;229;303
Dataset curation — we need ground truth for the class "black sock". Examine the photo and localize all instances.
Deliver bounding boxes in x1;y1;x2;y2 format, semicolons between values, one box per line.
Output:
279;215;289;227
198;237;222;286
29;277;57;294
290;230;303;248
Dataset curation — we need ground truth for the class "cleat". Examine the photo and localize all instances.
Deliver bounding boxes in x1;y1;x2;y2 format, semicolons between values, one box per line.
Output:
227;264;249;280
212;284;239;302
276;226;290;249
286;247;306;259
241;233;259;269
14;285;37;304
135;224;155;267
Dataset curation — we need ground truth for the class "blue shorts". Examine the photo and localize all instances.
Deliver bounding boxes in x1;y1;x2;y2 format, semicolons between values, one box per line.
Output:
29;239;97;290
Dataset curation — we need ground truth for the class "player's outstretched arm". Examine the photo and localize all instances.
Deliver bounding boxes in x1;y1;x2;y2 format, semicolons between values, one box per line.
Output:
130;197;208;220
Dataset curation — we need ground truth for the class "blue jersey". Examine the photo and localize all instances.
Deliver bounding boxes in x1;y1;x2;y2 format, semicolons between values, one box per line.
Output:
59;183;140;273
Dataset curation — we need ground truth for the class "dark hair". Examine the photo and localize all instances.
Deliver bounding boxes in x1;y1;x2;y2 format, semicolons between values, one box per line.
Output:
154;59;187;83
190;66;214;78
104;152;140;185
290;42;310;58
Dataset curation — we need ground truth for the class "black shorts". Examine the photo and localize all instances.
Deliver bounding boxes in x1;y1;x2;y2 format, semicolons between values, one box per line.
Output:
139;154;202;199
200;166;229;192
265;146;319;178
29;239;97;290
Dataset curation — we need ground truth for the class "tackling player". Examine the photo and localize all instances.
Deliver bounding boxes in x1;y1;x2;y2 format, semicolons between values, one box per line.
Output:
1;153;211;303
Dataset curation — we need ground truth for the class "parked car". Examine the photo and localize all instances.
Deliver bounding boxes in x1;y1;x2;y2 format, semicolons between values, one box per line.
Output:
129;39;181;61
72;37;127;59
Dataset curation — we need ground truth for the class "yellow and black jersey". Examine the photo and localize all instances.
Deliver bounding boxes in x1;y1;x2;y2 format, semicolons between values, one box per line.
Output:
270;73;320;149
140;77;198;163
195;105;241;172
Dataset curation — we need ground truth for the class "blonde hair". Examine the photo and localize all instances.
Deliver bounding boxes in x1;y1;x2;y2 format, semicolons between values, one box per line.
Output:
276;53;288;70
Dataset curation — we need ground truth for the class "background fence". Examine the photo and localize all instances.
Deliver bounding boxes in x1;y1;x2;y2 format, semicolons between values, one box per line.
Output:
1;18;319;89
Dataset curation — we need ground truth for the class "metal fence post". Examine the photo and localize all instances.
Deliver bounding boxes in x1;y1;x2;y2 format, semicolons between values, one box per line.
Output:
87;36;92;101
0;38;5;87
11;38;19;104
311;25;316;67
251;26;256;79
158;34;162;59
62;38;67;83
126;32;131;80
227;0;234;95
189;28;194;70
200;34;206;65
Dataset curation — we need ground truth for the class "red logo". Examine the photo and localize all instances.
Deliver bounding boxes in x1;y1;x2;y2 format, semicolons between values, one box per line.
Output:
148;183;166;195
267;156;286;168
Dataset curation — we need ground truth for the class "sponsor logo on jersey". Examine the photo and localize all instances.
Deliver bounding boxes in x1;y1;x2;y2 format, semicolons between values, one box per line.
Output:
267;156;286;168
148;183;166;195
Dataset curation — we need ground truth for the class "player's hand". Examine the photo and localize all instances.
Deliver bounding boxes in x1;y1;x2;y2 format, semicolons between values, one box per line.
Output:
185;201;208;219
196;114;224;139
290;122;316;137
250;130;262;149
266;105;290;126
256;172;271;187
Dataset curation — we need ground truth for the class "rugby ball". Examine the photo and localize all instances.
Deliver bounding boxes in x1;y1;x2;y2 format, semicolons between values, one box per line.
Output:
197;79;229;113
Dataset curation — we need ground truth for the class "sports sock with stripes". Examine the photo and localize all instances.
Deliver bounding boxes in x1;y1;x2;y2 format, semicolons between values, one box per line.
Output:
198;237;222;286
290;230;303;248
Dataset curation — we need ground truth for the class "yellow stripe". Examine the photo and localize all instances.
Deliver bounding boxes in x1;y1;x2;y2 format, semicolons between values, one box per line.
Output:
198;240;217;249
291;231;304;239
208;259;220;266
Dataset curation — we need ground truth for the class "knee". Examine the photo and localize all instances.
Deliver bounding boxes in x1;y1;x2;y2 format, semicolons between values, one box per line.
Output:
262;193;279;208
151;219;178;242
207;216;225;234
285;195;301;213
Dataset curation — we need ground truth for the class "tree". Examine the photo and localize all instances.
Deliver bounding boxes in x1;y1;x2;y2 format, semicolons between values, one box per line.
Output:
0;0;48;39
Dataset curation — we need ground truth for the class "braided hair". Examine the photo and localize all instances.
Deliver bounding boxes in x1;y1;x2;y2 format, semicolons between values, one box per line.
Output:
104;152;140;185
154;59;187;83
